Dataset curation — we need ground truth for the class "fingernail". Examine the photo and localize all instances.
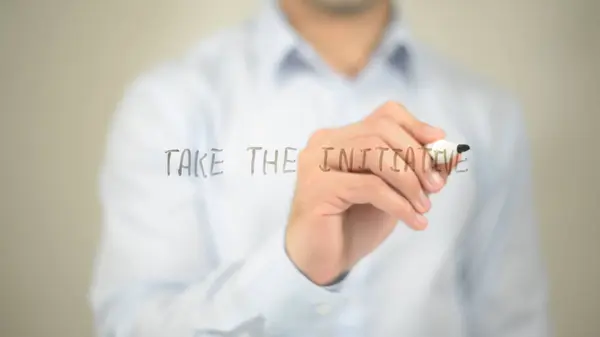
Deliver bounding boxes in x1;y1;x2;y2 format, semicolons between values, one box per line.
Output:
415;213;428;228
428;171;444;189
418;191;430;211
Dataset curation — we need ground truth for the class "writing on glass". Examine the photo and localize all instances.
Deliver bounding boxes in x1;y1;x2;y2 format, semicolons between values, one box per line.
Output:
165;147;469;177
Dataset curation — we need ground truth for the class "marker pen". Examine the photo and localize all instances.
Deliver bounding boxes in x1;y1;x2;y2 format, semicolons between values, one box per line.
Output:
424;140;470;165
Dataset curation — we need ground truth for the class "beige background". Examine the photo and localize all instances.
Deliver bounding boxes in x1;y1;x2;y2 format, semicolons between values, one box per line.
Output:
1;0;599;336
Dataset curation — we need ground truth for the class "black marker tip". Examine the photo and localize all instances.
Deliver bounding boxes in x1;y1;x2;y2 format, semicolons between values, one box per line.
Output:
457;144;470;153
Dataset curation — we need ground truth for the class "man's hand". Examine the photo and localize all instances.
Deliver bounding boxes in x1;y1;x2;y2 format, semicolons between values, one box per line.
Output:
285;101;460;285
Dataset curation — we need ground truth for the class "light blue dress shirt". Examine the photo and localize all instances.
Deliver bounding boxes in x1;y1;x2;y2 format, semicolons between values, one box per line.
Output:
90;1;551;336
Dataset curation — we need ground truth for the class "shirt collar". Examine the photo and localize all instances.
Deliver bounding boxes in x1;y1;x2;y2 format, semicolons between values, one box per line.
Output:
376;8;413;75
254;0;415;82
253;0;300;80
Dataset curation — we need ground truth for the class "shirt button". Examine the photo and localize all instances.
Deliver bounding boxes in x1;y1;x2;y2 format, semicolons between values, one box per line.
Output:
315;303;332;315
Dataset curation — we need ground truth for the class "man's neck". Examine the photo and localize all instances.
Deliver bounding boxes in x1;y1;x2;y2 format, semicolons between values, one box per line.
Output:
279;0;391;78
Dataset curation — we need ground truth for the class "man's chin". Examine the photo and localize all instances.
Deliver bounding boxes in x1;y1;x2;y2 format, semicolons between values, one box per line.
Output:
308;0;381;16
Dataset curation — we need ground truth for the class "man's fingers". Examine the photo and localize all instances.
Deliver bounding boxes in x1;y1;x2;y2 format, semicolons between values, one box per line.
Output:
334;172;428;231
371;101;445;144
307;119;444;195
319;135;430;214
363;116;445;192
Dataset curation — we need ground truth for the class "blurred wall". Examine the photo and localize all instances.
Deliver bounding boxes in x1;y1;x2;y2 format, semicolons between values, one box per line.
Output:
1;0;598;336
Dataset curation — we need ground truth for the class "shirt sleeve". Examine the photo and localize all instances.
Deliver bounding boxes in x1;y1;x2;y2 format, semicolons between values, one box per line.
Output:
459;97;552;337
89;66;347;337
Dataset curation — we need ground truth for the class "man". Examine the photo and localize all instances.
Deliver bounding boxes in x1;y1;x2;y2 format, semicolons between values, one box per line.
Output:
90;0;550;336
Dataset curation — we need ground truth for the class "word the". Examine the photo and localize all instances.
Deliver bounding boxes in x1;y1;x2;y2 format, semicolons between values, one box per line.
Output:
247;147;298;175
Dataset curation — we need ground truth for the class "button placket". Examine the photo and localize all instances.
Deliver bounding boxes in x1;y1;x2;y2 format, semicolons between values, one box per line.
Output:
315;302;333;316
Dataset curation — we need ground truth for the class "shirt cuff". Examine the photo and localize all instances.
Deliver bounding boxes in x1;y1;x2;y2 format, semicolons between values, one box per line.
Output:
239;226;347;331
